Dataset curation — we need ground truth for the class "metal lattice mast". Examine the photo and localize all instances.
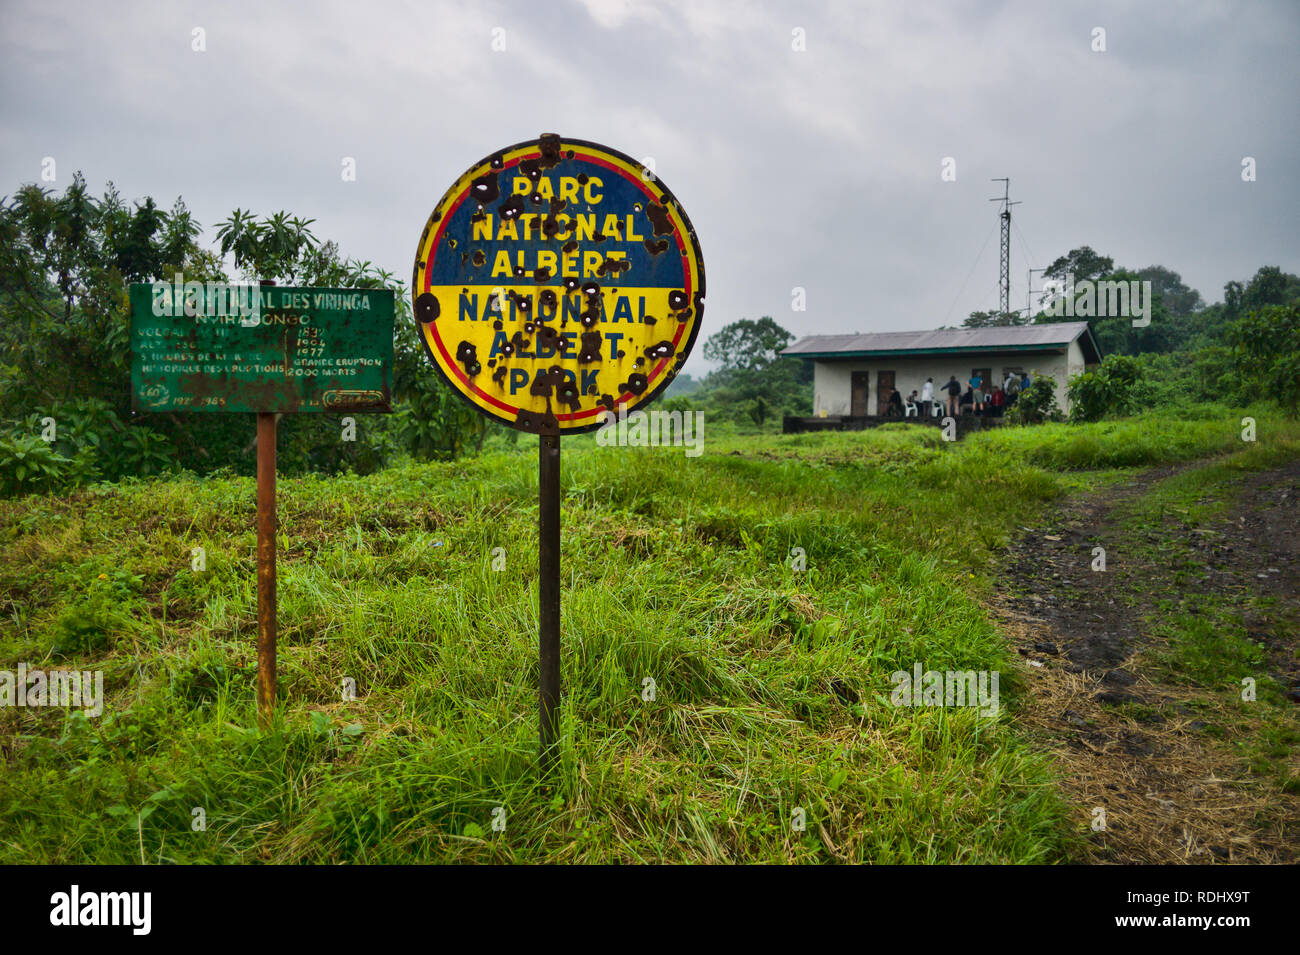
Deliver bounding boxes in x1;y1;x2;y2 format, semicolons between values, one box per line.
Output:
989;179;1020;319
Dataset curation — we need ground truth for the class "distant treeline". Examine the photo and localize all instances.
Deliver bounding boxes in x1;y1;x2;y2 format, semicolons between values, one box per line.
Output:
1008;247;1300;422
1;178;1296;495
0;173;495;496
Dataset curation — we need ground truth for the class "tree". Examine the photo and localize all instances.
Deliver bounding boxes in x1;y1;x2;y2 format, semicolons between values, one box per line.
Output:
1044;246;1113;284
0;172;491;490
1226;266;1300;319
1137;265;1202;318
701;316;793;372
161;197;201;270
663;371;699;396
214;209;319;282
963;309;1026;328
115;196;167;283
691;317;812;424
1227;301;1300;412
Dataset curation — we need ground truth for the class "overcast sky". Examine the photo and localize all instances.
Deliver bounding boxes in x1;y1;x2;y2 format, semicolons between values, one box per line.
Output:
2;0;1296;374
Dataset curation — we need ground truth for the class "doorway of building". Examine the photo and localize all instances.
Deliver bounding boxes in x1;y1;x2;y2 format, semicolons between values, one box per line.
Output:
877;370;895;415
850;372;869;416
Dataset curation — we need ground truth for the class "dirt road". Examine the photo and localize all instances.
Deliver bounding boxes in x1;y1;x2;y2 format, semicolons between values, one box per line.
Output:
994;458;1300;863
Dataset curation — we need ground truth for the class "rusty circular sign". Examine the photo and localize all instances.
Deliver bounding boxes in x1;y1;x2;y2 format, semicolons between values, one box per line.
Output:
412;134;705;435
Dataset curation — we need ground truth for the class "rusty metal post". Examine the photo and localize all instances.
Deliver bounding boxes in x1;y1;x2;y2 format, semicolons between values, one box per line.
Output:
538;433;561;772
256;411;277;727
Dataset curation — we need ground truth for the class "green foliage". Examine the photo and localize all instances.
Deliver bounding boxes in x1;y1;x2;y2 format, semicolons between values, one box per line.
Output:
1068;354;1142;422
690;316;812;425
0;175;203;423
1225;266;1300;321
1227;302;1300;413
969;411;1280;470
5;175;1295;498
1038;267;1181;356
213;210;322;284
1005;375;1061;425
51;565;145;655
657;395;695;414
0;174;488;492
663;372;699;397
3;411;1296;863
1033;249;1299;361
389;282;486;459
701;316;793;370
1044;245;1113;284
963;310;1025;328
0;432;72;495
1138;264;1203;317
31;397;177;480
1064;301;1299;423
107;425;175;477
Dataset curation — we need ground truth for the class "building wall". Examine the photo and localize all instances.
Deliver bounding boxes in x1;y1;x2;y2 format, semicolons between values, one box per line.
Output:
812;350;1077;416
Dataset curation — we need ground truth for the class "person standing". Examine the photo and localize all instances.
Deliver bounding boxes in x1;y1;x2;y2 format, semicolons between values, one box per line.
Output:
1005;372;1021;406
991;386;1005;418
921;377;934;417
944;375;961;416
969;372;984;414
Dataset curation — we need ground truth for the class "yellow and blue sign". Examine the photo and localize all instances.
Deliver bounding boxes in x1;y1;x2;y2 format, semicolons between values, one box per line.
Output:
412;134;705;434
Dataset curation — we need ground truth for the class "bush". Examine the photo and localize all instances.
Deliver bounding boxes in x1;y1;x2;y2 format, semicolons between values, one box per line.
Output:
1068;354;1142;422
1006;375;1061;425
658;396;695;414
1063;304;1300;424
1228;302;1300;413
105;424;175;477
0;432;73;496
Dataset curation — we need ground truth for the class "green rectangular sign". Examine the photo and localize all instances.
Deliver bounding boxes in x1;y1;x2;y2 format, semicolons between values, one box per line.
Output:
129;283;394;413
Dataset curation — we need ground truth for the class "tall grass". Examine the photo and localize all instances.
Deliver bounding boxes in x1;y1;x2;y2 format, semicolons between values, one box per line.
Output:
0;408;1294;862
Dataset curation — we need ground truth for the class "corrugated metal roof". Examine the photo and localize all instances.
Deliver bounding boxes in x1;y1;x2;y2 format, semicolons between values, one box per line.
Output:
782;321;1099;359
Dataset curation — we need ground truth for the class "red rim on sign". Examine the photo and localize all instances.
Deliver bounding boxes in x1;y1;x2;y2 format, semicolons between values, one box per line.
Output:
411;134;705;435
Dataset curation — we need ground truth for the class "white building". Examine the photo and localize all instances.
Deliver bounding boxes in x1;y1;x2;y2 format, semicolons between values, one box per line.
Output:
781;321;1102;418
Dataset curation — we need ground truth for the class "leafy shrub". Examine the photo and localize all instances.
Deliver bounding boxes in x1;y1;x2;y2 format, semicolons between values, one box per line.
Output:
1068;354;1142;422
22;398;175;483
1063;304;1300;423
1005;375;1061;425
31;398;119;456
0;432;73;496
105;424;175;477
658;396;695;414
1228;302;1300;413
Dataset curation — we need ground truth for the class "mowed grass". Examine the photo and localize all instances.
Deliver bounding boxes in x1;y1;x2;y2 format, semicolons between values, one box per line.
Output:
0;408;1295;863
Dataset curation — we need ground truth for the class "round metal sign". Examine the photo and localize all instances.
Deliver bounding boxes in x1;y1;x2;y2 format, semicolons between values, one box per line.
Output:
412;134;705;434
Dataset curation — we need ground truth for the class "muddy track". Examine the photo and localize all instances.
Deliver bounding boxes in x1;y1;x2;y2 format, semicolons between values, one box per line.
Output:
992;458;1300;864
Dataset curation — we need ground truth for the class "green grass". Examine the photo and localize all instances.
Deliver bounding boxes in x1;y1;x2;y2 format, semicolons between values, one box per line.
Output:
1;408;1296;862
1101;445;1300;795
963;404;1282;471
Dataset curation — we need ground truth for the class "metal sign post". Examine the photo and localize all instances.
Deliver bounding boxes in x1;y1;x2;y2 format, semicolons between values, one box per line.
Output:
129;284;395;727
411;133;706;769
538;433;561;770
256;411;277;727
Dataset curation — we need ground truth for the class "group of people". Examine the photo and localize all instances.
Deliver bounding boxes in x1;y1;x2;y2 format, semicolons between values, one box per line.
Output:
884;370;1033;419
